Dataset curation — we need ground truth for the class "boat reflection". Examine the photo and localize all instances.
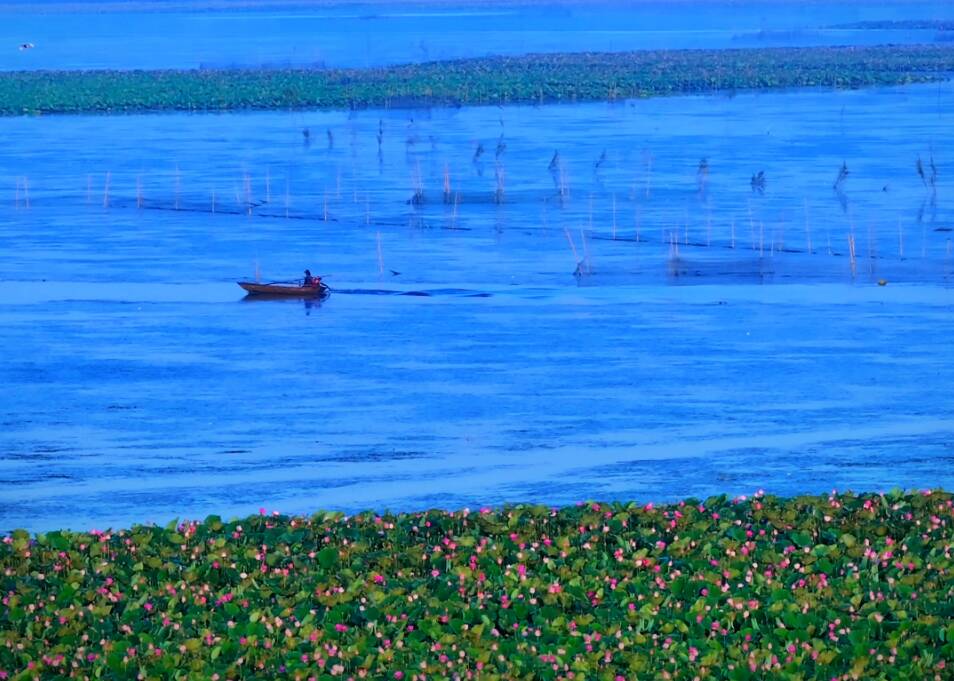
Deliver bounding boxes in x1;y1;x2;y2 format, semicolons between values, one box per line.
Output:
239;294;328;315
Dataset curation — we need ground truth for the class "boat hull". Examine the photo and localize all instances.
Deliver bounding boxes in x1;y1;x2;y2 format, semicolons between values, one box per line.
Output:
238;282;329;297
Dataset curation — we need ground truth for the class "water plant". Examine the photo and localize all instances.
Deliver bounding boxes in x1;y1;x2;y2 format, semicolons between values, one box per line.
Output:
1;45;953;115
1;491;951;680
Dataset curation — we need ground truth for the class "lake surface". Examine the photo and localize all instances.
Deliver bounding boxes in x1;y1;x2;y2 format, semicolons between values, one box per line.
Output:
1;4;953;533
2;0;954;70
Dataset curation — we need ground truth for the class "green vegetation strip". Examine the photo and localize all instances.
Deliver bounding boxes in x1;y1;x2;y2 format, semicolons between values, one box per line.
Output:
2;45;954;115
2;491;952;680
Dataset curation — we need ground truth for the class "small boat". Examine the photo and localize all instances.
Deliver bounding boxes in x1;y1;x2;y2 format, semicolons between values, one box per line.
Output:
238;281;330;297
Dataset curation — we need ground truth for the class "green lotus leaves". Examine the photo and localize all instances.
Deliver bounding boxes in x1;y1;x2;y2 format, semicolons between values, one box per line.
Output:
0;45;952;115
1;491;952;679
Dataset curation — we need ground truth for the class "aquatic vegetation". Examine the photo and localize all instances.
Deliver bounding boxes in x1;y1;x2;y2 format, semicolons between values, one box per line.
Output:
1;45;954;115
1;491;951;680
829;21;954;31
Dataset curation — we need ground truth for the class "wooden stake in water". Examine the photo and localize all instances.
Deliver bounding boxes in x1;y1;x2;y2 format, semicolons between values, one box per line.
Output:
611;194;617;240
580;227;591;274
23;177;29;209
211;189;216;214
803;199;813;254
848;233;857;277
136;175;143;209
323;191;328;222
103;171;111;208
375;231;384;275
284;179;290;219
174;165;180;210
244;173;252;217
265;167;271;204
563;227;580;267
730;218;736;249
644;153;653;198
558;162;569;201
86;174;92;204
898;219;904;259
14;177;19;210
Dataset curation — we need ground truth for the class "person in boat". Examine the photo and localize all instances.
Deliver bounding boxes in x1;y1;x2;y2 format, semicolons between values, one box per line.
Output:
303;269;320;288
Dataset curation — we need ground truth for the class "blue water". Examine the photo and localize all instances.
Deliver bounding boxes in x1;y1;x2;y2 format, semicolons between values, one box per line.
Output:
1;0;953;70
1;3;954;532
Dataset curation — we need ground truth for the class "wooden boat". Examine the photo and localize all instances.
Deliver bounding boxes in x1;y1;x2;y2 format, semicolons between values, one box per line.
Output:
238;281;330;297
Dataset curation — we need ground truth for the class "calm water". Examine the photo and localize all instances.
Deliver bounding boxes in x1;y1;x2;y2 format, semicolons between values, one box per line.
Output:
1;3;954;532
1;1;953;70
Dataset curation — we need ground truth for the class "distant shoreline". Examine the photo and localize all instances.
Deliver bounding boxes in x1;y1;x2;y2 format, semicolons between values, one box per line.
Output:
0;0;940;14
0;44;952;116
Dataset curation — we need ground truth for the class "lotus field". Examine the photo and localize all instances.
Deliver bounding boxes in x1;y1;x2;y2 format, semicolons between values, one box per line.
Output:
2;45;954;115
1;491;951;680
